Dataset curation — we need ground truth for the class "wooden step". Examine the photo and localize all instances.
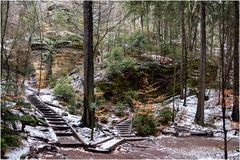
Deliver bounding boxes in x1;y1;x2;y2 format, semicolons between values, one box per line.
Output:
58;143;83;147
118;131;131;134
53;127;71;131
116;124;130;126
116;129;131;132
44;115;61;118
47;117;63;120
37;107;52;111
58;136;83;147
48;121;67;125
118;133;135;137
124;137;146;141
50;124;69;128
89;137;114;147
86;138;124;153
41;111;54;114
116;127;130;129
115;126;130;128
51;126;70;130
55;132;74;136
44;113;58;116
118;122;131;125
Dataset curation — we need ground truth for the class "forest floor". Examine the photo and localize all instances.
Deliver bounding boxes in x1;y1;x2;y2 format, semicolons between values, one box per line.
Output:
4;82;239;159
39;136;239;159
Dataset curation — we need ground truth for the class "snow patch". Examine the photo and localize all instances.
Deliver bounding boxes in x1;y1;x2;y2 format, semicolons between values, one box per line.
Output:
24;125;58;143
165;90;239;139
5;146;29;160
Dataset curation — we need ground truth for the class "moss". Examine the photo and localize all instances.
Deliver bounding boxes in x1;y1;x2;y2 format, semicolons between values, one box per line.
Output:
13;98;31;109
20;115;39;126
99;59;180;104
1;127;21;158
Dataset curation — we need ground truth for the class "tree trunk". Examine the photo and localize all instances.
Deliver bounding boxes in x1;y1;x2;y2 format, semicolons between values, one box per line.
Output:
140;14;144;33
210;23;214;57
133;13;136;32
81;1;94;128
232;1;239;122
1;1;9;77
157;19;161;53
195;1;206;125
219;3;228;159
15;51;20;96
225;3;233;87
180;2;186;100
146;2;150;41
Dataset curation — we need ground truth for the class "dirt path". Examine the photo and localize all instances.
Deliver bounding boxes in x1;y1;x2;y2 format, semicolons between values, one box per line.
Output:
38;136;239;159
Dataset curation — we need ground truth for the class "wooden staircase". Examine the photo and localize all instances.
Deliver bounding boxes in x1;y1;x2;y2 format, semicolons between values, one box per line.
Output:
114;118;135;137
114;118;146;141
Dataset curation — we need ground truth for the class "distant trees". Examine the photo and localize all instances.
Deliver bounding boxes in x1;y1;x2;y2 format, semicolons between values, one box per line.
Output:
194;2;206;125
1;1;36;95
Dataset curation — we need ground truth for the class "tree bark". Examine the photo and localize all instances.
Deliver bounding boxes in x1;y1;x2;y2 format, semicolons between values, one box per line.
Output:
1;1;9;76
140;14;144;33
219;3;228;159
225;3;233;87
133;13;136;31
146;2;150;41
195;1;206;125
180;2;186;101
1;1;10;81
81;1;94;128
15;51;20;96
232;1;239;122
210;22;214;57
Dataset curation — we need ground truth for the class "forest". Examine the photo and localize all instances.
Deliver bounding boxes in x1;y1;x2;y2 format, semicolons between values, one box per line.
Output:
1;1;239;159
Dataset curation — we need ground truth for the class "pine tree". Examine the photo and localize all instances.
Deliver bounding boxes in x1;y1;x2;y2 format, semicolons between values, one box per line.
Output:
195;1;206;125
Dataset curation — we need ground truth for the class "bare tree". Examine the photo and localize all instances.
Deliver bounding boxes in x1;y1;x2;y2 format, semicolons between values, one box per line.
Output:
219;2;228;159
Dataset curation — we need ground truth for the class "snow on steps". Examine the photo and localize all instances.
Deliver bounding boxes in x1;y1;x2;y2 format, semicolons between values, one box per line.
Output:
86;138;125;153
114;118;135;137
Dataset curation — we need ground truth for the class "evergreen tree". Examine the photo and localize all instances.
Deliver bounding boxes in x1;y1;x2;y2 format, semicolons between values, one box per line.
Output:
195;1;206;125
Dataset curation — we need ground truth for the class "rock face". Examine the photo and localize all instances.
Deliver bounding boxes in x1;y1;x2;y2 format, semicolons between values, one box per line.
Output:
97;61;180;104
52;48;82;77
31;50;50;88
30;41;83;88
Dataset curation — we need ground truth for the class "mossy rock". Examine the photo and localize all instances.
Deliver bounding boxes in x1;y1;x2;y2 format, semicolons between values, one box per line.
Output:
98;59;181;104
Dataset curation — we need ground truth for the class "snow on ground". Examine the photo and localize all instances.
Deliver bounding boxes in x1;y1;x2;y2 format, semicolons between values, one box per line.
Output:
5;142;29;160
164;89;239;139
19;78;238;159
5;125;59;159
24;80;51;95
24;125;58;143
